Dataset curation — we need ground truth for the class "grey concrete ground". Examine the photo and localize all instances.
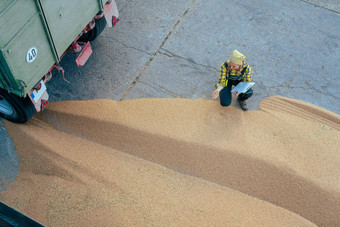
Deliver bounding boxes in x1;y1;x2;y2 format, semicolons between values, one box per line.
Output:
1;0;339;197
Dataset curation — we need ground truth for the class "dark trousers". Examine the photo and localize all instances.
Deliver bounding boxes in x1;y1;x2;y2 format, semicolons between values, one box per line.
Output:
219;80;253;106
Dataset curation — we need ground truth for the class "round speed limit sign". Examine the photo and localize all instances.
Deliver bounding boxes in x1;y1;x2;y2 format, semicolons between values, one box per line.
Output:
26;47;38;63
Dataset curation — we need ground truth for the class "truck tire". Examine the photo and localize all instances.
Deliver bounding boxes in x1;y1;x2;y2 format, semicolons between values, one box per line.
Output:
79;15;107;42
0;88;36;123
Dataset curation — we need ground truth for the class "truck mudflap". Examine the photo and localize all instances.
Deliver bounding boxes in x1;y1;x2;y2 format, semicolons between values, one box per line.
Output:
103;0;119;28
28;80;49;112
75;42;93;67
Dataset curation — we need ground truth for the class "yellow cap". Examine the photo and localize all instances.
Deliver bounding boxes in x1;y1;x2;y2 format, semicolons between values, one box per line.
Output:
229;50;245;65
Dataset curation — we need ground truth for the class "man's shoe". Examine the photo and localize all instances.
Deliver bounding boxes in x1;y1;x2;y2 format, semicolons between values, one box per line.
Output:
238;97;248;111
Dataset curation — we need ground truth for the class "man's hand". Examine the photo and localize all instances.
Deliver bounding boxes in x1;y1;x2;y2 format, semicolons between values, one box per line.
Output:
211;89;220;99
233;91;240;96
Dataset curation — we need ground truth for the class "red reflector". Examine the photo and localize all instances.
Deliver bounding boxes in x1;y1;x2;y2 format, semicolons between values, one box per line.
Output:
112;16;119;27
41;99;48;110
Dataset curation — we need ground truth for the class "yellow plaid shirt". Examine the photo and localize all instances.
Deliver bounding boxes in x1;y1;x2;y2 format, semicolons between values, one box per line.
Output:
216;60;252;88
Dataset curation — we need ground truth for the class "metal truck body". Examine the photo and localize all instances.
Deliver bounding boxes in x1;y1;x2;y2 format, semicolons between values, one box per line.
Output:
0;0;119;123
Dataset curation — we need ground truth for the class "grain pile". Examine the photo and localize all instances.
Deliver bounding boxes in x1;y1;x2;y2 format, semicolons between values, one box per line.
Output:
1;96;339;226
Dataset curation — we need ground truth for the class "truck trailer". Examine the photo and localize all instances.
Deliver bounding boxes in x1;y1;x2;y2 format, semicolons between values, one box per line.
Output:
0;0;119;123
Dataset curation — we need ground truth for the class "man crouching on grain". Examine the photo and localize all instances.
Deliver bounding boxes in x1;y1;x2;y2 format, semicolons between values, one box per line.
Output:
211;50;253;111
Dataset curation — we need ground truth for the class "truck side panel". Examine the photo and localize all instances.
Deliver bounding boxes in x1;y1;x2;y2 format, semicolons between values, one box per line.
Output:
38;0;102;59
0;0;37;48
1;14;56;96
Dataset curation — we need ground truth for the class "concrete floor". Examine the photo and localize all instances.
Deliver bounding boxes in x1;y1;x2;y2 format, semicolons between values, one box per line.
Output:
1;0;339;192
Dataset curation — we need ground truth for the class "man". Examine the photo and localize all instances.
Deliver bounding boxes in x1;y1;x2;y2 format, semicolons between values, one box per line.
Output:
211;50;253;110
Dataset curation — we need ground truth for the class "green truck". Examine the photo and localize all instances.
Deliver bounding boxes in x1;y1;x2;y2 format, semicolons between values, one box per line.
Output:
0;0;119;123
